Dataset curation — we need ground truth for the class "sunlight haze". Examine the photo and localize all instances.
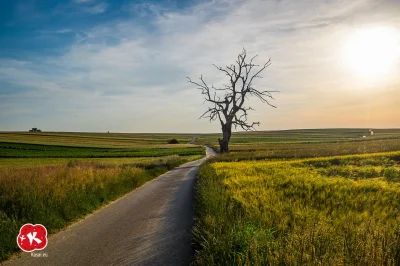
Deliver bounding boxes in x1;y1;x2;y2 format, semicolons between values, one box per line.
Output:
341;26;400;77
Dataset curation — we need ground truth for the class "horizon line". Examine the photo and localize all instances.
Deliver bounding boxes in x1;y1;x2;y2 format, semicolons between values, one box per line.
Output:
1;127;399;135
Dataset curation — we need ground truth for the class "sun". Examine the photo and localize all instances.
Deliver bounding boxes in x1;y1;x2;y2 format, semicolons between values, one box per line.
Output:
342;27;400;77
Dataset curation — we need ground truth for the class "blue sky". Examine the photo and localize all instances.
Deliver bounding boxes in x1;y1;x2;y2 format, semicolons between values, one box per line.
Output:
1;0;399;133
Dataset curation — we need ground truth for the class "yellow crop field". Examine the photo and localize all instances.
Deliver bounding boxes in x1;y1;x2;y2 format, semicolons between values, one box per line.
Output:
194;151;400;265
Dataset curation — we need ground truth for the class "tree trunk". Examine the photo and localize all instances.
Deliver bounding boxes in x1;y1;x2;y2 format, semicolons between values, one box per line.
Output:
218;123;231;153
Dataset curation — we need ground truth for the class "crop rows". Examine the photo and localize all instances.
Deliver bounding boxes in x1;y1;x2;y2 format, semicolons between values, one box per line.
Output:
0;142;204;158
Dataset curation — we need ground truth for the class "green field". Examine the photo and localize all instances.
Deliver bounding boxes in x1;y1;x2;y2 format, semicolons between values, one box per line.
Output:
195;128;400;157
193;128;400;265
0;132;205;262
0;142;203;158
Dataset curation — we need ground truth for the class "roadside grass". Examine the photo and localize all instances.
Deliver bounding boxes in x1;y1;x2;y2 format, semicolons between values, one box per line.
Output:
0;155;201;262
193;151;400;265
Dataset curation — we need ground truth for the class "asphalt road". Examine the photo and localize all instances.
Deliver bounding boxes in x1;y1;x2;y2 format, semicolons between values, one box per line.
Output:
3;146;216;266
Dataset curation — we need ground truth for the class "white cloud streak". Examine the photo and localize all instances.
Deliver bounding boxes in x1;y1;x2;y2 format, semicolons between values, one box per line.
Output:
80;2;107;14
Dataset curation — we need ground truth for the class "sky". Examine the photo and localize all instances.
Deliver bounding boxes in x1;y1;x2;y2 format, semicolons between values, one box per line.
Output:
0;0;399;133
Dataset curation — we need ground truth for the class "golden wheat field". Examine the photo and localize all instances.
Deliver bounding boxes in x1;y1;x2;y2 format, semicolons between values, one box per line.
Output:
194;151;400;265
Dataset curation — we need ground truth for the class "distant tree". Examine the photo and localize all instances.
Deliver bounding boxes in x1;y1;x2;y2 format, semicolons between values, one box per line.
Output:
168;138;180;144
187;48;277;153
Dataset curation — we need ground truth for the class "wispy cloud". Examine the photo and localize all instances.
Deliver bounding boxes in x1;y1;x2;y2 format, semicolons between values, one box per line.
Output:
74;0;95;3
128;3;168;18
84;2;108;14
72;0;108;14
37;28;74;35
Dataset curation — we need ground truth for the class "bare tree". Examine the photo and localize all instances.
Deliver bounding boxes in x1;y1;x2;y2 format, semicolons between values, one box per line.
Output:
187;48;277;153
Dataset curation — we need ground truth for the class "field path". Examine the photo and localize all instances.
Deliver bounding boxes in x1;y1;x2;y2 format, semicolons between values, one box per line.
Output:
3;146;216;266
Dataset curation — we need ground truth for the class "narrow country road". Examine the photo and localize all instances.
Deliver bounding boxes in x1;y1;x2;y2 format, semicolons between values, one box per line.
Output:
3;146;216;266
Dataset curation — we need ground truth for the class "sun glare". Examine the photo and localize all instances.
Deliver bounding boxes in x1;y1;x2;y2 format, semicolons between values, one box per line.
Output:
342;27;400;77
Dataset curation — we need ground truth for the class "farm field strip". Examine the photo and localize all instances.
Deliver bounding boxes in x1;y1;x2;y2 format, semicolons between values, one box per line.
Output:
4;129;399;149
0;142;205;158
193;129;400;151
0;133;199;148
211;138;400;162
0;155;204;167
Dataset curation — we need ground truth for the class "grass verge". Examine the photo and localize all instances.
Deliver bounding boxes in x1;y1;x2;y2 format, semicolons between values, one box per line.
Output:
0;155;199;262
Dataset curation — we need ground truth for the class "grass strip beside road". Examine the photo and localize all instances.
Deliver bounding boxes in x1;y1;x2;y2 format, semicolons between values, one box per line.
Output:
0;155;202;262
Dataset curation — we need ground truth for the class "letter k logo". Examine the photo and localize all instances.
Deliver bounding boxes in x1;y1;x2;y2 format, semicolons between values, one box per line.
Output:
17;224;48;252
27;232;42;245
